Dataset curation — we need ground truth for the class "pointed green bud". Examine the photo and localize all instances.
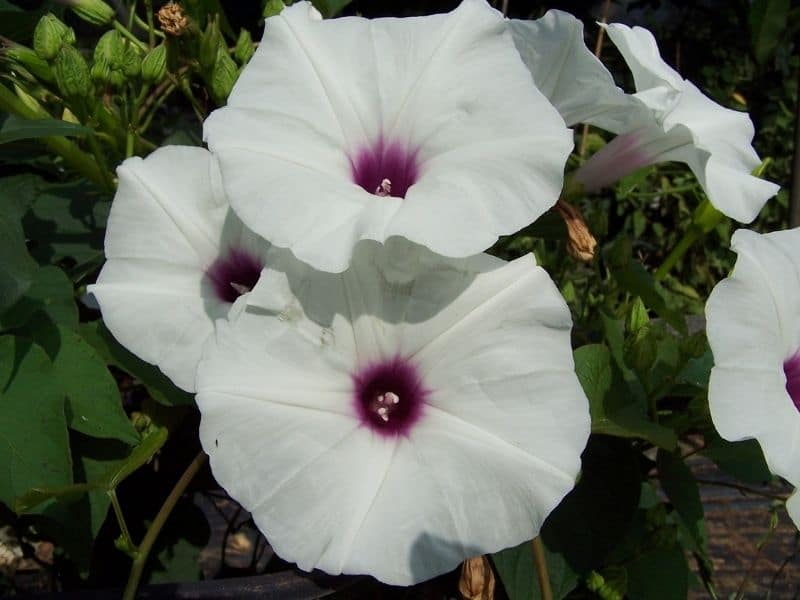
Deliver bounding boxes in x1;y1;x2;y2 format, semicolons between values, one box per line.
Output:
233;29;254;65
121;45;141;78
109;69;126;88
5;45;54;83
141;44;167;83
90;59;111;84
33;13;73;60
199;16;223;71
209;47;237;105
53;45;92;98
68;0;115;26
263;0;285;18
94;30;125;68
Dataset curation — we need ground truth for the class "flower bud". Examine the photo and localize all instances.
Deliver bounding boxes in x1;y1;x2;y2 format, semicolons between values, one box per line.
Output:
209;47;238;105
234;29;254;65
141;44;167;83
33;14;72;60
554;198;597;262
53;45;92;98
262;0;285;18
5;45;54;83
68;0;116;26
94;30;125;68
121;45;141;78
199;17;223;71
90;57;112;84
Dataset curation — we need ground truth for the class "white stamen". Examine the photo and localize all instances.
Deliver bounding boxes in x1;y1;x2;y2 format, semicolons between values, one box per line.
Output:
375;178;392;197
386;391;400;404
230;282;251;295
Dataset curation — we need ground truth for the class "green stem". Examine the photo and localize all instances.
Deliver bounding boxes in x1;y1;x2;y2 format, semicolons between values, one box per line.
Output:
654;199;723;281
122;452;207;600
143;0;156;48
532;537;553;600
113;21;148;52
0;85;112;191
109;489;136;556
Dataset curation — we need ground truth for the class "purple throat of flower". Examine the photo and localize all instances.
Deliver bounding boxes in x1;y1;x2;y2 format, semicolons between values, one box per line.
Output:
206;248;264;304
352;356;428;437
351;137;420;199
784;353;800;412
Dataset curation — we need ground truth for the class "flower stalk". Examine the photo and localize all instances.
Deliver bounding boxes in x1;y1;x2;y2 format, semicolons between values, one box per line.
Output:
122;451;207;600
531;537;553;600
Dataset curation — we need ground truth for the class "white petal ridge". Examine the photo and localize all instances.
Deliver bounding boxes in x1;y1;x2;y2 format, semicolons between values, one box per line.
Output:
197;242;590;584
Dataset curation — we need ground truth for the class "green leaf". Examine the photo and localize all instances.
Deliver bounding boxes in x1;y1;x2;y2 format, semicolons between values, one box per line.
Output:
310;0;351;17
575;344;677;450
23;179;109;265
145;502;210;584
0;265;77;331
0;202;38;312
610;258;686;335
657;450;710;573
79;321;194;407
701;433;772;485
0;173;41;219
0;335;72;509
625;544;689;600
0;114;92;145
574;344;613;408
18;319;139;445
749;0;791;64
541;437;642;574
493;540;579;600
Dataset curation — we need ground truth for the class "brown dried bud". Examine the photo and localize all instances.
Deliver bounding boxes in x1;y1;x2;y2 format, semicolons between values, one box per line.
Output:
157;2;189;36
458;555;495;600
555;198;597;262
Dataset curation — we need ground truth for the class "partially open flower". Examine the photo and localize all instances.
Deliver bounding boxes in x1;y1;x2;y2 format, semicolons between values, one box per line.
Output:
196;241;590;584
89;146;279;392
511;11;778;222
572;23;779;222
706;228;800;527
204;0;572;272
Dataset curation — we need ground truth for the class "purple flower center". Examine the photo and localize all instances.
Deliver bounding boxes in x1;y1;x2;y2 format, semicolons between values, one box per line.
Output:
206;248;263;304
784;352;800;412
351;137;419;199
352;356;428;437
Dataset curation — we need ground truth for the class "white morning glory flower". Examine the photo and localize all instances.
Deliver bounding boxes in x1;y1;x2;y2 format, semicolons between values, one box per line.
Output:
203;0;572;273
89;146;280;392
196;240;590;584
512;14;778;222
706;228;800;527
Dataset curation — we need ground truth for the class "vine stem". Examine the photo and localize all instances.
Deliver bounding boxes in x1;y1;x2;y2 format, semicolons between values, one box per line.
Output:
532;537;553;600
122;451;207;600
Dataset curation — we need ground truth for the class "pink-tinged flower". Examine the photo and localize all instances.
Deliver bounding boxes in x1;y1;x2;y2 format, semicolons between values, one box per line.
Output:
512;13;778;222
203;0;572;273
88;146;280;392
196;241;590;584
706;228;800;528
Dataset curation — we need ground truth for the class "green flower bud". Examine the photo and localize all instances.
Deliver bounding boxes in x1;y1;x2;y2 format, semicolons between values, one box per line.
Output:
33;14;72;60
109;69;126;88
234;29;254;65
199;16;223;71
141;44;167;83
5;45;54;83
69;0;115;26
121;45;141;78
94;30;125;68
209;47;238;105
90;58;111;84
53;45;92;98
263;0;285;18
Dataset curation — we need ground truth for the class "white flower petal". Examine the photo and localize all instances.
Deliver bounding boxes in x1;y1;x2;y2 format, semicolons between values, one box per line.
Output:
205;0;571;272
707;228;800;487
90;146;276;391
510;11;640;132
573;22;778;221
197;243;589;583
